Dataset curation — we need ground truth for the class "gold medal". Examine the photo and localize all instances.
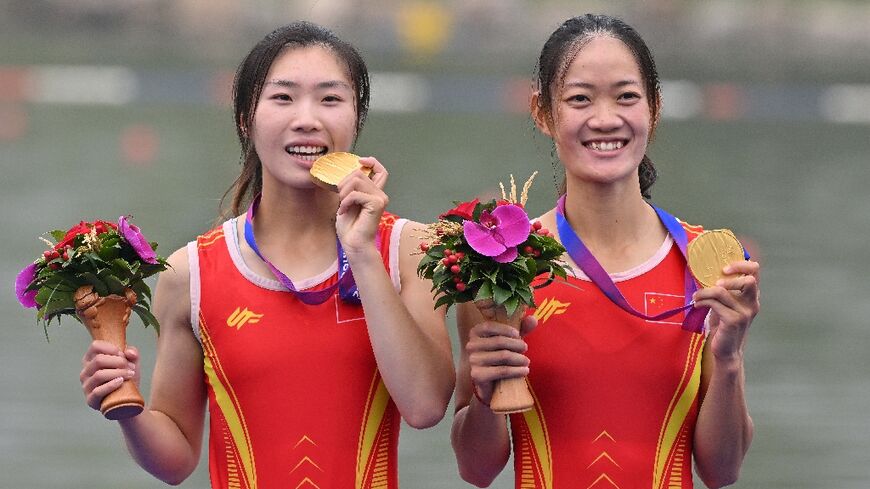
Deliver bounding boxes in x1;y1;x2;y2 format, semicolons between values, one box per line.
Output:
309;152;371;192
687;229;746;288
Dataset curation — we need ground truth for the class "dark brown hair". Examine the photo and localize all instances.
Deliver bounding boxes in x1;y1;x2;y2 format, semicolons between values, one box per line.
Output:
535;14;661;198
221;21;370;217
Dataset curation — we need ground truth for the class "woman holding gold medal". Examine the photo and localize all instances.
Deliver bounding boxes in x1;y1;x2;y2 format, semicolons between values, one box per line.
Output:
451;14;760;488
77;22;454;487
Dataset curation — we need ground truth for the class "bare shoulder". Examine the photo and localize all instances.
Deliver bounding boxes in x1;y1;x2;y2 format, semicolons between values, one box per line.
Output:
152;245;192;329
535;208;557;229
399;219;426;238
397;219;426;259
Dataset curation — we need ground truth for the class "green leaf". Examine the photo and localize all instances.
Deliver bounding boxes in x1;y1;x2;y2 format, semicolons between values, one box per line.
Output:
475;280;493;301
517;286;533;304
503;296;520;317
131;280;152;302
417;253;437;271
79;272;109;296
132;304;160;335
468;267;483;284
103;274;126;295
42;295;75;320
493;284;512;305
434;294;454;311
50;230;66;242
510;259;528;274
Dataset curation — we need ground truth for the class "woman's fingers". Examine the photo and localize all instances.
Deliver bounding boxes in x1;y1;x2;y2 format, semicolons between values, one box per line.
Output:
358;156;389;190
80;340;137;412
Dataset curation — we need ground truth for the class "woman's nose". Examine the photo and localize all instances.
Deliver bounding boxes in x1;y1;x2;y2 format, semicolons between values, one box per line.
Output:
587;103;622;131
290;101;322;132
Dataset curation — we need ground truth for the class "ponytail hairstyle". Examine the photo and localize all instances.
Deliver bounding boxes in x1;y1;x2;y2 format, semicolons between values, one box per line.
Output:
220;21;370;217
534;14;661;198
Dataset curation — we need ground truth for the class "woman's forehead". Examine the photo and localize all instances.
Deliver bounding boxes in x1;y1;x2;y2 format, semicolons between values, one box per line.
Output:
266;44;353;86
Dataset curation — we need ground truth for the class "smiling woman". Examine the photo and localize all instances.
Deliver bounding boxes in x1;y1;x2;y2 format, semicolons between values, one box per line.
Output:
75;21;454;488
451;14;760;489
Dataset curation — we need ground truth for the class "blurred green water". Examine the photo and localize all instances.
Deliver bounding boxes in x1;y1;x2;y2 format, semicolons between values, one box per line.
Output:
2;105;869;487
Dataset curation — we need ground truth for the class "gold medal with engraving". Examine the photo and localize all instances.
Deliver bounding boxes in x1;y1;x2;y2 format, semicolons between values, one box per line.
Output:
687;229;746;288
310;152;371;192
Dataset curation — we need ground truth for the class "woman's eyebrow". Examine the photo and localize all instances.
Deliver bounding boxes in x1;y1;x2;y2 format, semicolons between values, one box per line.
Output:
563;79;641;89
265;79;352;90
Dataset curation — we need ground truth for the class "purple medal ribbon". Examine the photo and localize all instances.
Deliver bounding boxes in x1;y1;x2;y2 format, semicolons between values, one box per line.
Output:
555;196;708;333
244;194;361;305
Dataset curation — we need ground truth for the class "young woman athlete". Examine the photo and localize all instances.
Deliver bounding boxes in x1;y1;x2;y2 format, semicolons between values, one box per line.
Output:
78;21;454;488
451;14;759;489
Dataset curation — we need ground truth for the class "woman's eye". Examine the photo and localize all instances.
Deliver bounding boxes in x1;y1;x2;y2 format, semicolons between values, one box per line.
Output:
568;94;589;103
323;95;342;103
272;93;291;102
619;92;641;101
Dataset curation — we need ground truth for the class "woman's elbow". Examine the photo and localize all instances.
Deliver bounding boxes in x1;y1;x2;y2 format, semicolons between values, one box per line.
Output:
457;464;498;488
401;384;454;429
402;401;449;429
145;458;198;486
699;474;739;489
697;466;741;489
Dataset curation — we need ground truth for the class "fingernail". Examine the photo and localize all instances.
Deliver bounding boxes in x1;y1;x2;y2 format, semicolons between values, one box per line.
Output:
114;376;124;384
127;370;135;378
716;279;724;287
128;362;135;370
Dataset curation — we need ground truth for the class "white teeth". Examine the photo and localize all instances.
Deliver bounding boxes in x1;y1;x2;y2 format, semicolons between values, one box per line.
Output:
287;145;326;155
588;141;624;151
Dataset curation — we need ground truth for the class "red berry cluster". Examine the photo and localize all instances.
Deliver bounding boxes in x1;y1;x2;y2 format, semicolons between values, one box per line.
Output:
43;246;72;270
441;248;467;292
523;221;554;258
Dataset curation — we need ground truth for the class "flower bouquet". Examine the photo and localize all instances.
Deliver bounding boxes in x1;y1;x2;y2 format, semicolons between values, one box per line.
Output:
15;217;168;419
417;173;568;413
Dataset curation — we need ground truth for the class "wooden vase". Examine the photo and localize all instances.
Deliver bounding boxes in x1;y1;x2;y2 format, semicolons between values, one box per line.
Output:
475;300;534;414
74;285;144;420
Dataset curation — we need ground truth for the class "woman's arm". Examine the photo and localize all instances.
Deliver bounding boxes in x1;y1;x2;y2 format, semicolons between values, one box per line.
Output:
692;260;760;488
80;247;206;485
451;302;536;487
336;158;454;428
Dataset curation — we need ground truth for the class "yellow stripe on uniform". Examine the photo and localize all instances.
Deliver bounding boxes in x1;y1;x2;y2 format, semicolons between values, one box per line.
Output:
521;382;553;489
201;322;257;489
653;333;704;489
355;373;390;489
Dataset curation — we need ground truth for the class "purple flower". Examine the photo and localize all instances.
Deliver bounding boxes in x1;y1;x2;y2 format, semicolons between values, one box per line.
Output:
463;204;531;263
118;216;158;264
15;262;39;308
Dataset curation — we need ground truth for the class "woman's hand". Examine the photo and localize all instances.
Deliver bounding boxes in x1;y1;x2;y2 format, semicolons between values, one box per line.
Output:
335;156;389;255
693;260;761;362
80;340;139;413
465;315;537;405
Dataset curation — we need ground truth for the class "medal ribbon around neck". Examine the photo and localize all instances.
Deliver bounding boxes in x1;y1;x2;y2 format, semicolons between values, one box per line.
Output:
244;194;361;305
555;195;707;333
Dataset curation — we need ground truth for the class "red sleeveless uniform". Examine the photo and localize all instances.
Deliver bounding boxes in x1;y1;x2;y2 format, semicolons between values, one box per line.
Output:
188;214;406;489
511;220;706;489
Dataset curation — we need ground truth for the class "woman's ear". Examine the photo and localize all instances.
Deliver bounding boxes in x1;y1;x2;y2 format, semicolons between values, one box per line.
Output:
530;91;552;137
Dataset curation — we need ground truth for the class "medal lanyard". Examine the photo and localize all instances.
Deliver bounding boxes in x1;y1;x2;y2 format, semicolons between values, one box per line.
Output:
244;194;361;305
555;195;707;333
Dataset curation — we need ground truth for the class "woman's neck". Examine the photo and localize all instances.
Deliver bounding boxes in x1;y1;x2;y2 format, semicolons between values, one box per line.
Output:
560;177;665;271
253;183;340;246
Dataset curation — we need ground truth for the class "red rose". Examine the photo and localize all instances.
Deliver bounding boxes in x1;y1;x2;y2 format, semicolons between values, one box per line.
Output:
93;220;118;235
55;221;92;249
439;198;480;220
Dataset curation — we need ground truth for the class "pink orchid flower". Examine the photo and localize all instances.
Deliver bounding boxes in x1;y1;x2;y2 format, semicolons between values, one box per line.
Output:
463;204;531;263
118;216;158;264
15;262;38;308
